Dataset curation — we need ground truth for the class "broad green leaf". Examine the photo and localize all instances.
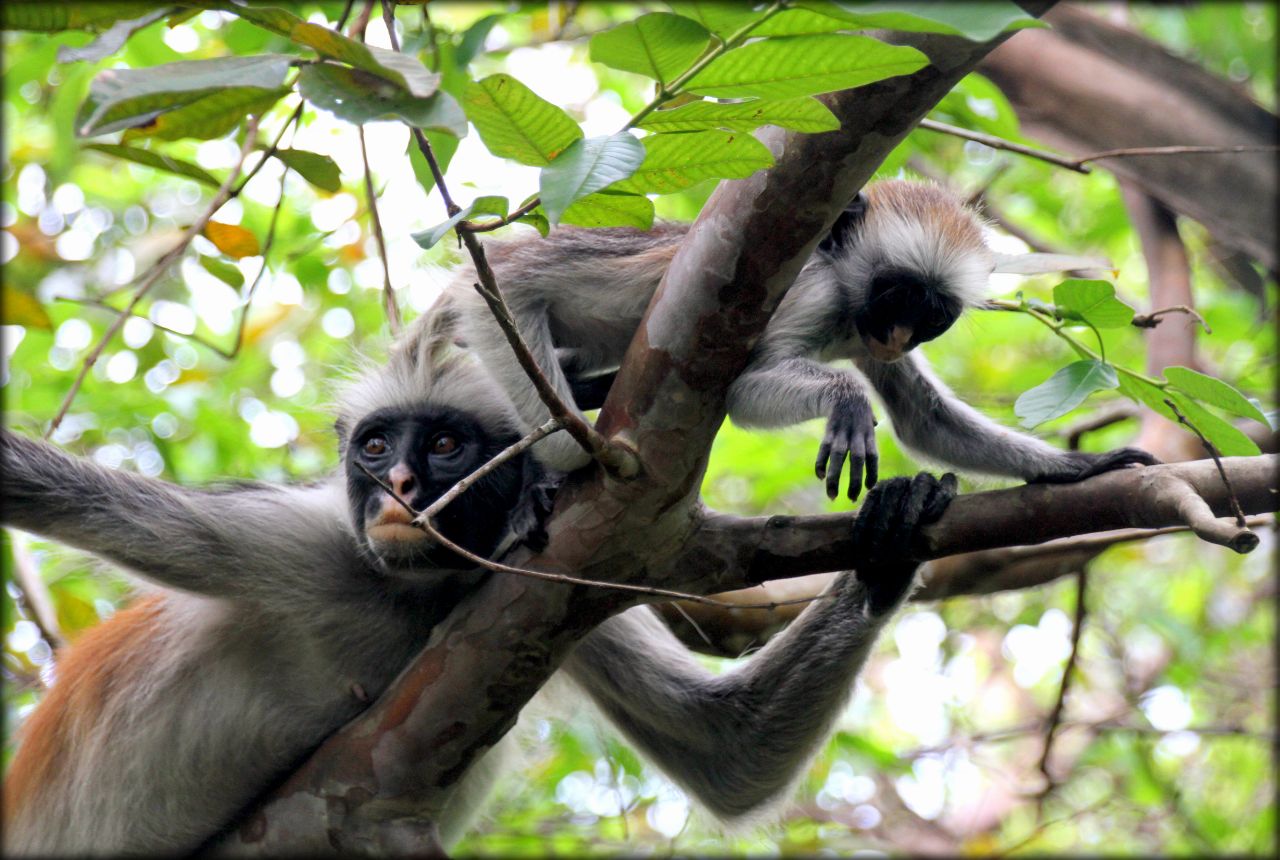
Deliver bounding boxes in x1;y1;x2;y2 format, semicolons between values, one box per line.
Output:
540;134;646;225
637;97;839;133
298;65;466;134
1053;279;1134;329
199;255;245;288
686;35;928;99
1166;392;1262;457
56;8;168;63
1163;366;1270;426
561;192;656;230
1116;374;1178;423
83;143;221;188
814;1;1045;41
1015;359;1119;428
673;2;764;38
0;2;157;32
517;202;551;237
407;130;460;194
121;87;289;141
456;14;504;67
463;74;582;166
613;130;774;194
271;149;342;192
411;196;509;250
77;54;292;137
203;222;261;259
1;286;53;330
221;3;439;97
588;13;710;87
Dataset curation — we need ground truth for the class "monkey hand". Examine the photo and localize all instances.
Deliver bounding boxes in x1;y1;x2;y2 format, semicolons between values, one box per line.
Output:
816;392;879;502
1029;447;1160;484
851;471;957;615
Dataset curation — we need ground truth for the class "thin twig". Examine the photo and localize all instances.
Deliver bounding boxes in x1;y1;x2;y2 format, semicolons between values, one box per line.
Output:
1131;304;1212;333
358;463;830;611
418;417;565;521
1164;399;1248;526
917;118;1091;173
379;0;400;51
358;125;403;335
8;531;66;652
1035;570;1088;815
46;119;262;439
408;129;632;476
1077;143;1280;167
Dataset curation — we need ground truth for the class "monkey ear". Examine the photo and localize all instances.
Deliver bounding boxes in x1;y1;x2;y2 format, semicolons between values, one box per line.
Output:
334;417;350;451
818;191;869;255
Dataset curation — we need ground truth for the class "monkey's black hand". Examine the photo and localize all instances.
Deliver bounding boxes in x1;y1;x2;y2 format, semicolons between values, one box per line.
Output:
568;371;618;412
852;471;957;615
506;472;562;553
816;392;879;502
1029;447;1160;484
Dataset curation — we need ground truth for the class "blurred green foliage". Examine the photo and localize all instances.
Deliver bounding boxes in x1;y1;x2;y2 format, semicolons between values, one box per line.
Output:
2;2;1274;855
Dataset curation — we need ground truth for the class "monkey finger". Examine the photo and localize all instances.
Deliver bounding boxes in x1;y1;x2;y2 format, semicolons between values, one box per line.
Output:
815;440;832;479
846;455;865;501
864;448;879;490
826;447;848;499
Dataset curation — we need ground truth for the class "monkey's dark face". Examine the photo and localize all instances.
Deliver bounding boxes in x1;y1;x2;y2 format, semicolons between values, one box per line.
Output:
344;406;524;570
854;268;962;362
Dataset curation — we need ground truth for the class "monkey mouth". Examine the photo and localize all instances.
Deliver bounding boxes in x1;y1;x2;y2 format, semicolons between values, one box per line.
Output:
861;324;914;362
366;522;431;543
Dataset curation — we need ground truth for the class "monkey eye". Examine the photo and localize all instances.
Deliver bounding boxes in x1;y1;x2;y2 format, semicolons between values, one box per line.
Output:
362;436;389;457
431;433;460;456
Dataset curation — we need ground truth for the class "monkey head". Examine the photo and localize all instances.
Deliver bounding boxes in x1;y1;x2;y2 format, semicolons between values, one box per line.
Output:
820;180;994;363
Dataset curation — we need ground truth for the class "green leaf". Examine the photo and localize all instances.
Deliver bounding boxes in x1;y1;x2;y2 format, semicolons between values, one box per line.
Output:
613;130;774;194
1015;360;1119;428
77;54;292;137
83;143;221;188
121;87;290;142
456;14;504;68
463;74;582;167
637;97;840;133
1;285;53;330
1;2;157;32
1052;279;1134;329
221;3;440;97
561;192;656;230
199;255;245;288
298;64;467;134
411;196;509;250
588;13;711;87
271;149;342;192
516;202;551;237
540;134;646;226
1166;392;1262;457
56;8;168;63
673;2;765;38
1163;366;1270;426
1116;374;1178;423
686;34;928;99
814;1;1046;41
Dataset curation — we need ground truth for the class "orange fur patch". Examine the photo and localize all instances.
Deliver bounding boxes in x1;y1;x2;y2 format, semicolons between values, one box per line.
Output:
3;596;165;827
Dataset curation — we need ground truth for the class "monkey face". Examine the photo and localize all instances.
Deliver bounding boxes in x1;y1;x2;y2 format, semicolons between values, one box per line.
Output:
344;406;524;571
854;268;961;362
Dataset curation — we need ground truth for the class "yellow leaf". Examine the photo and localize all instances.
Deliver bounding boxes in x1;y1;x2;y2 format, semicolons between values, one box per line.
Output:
203;221;261;259
2;285;53;329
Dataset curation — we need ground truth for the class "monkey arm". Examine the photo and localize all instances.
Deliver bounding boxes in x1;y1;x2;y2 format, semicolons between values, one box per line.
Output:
728;357;879;500
858;352;1156;481
564;474;954;820
0;429;359;599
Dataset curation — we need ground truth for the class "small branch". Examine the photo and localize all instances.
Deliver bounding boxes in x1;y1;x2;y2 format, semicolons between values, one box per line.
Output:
1061;403;1140;451
917;118;1091;173
417;417;564;521
360;464;828;611
1076;143;1280;167
408;129;634;477
359;125;403;335
1131;304;1212;333
379;0;400;51
1164;399;1249;529
46;118;262;438
8;532;66;652
1035;570;1088;814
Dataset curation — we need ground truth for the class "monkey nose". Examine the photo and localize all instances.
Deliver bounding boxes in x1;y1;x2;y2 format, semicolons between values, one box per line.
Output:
389;463;417;498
